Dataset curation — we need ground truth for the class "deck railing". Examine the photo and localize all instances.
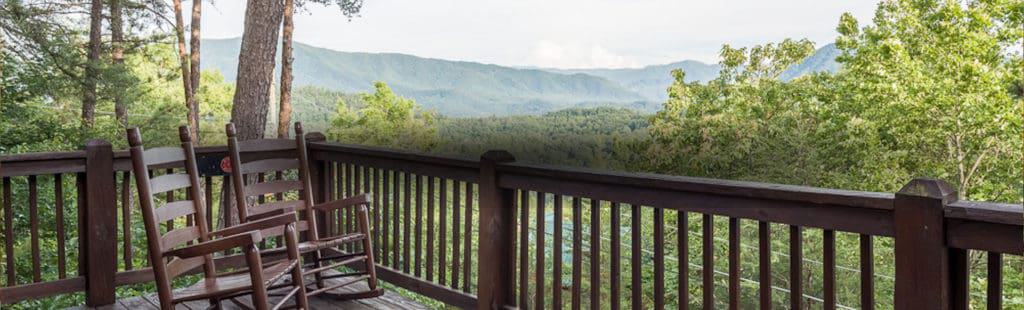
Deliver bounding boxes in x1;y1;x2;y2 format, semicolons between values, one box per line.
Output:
0;137;1020;309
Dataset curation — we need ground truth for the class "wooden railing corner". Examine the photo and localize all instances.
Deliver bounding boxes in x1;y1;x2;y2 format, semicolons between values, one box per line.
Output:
84;139;117;306
477;150;515;310
893;178;958;310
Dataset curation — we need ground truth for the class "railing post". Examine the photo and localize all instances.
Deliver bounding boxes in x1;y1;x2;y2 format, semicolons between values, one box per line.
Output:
894;178;957;310
84;140;117;306
477;150;515;310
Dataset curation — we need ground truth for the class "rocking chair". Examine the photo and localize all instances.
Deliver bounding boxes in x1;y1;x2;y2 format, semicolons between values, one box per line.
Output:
224;122;382;300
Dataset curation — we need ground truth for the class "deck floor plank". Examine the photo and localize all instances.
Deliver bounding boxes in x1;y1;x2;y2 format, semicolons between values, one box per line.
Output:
68;270;428;310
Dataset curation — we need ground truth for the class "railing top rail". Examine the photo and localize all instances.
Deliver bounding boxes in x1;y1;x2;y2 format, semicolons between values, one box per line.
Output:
497;161;896;210
946;200;1023;226
308;141;479;170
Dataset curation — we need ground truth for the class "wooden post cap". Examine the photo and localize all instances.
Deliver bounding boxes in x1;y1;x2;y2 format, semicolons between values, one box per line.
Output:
178;126;192;143
126;129;142;147
897;178;957;203
225;123;237;137
481;150;515;163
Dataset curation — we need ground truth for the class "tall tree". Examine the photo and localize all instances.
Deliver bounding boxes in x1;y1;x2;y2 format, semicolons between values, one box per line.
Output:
231;0;285;141
277;0;295;138
277;0;363;138
110;0;127;127
172;0;197;140
189;0;201;140
82;0;103;125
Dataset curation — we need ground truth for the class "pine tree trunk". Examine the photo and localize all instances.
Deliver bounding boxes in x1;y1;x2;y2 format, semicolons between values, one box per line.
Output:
111;0;127;127
231;0;285;141
173;0;197;141
189;0;202;143
82;0;103;125
277;0;295;138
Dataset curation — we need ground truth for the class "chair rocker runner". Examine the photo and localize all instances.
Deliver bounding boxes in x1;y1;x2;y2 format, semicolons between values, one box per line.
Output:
225;122;382;300
127;127;309;310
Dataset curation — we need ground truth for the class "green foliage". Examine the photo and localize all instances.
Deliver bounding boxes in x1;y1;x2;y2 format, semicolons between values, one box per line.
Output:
327;81;439;150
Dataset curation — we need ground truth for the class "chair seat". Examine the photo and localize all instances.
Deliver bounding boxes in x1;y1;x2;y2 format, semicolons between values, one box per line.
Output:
263;232;367;256
172;259;299;303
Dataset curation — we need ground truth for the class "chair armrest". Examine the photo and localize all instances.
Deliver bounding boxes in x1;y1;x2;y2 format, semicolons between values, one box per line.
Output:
245;207;296;222
210;213;297;238
313;193;371;212
165;231;262;259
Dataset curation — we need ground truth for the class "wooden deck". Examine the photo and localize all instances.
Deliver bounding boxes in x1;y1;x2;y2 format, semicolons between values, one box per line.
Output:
69;271;428;310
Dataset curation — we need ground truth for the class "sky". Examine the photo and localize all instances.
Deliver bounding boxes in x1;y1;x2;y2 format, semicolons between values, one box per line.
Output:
194;0;880;69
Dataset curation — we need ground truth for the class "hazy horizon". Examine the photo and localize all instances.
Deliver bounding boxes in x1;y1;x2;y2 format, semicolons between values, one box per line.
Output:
192;0;879;69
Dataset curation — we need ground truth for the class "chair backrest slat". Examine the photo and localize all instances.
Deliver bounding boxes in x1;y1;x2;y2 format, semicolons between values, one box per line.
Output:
245;180;303;197
155;200;198;223
248;200;306;218
143;147;187;166
240;158;300;175
161;226;201;250
149;173;191;195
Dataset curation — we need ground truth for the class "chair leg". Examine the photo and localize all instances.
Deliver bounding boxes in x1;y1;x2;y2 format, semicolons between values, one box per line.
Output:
244;244;270;310
285;224;310;310
357;204;379;290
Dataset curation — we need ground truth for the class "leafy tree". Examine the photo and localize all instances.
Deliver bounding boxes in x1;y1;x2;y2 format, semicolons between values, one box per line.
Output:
328;81;438;151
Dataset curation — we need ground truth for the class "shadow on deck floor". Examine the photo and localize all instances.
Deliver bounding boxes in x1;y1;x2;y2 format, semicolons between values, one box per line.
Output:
69;271;428;310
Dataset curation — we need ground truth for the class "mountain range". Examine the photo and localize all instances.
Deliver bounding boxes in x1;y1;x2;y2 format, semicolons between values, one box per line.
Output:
202;38;839;116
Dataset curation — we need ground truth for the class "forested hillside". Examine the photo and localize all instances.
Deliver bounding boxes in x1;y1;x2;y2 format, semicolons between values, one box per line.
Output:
202;39;842;116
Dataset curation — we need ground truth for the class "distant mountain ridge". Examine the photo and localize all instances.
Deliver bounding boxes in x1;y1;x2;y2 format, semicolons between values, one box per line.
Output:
202;38;840;116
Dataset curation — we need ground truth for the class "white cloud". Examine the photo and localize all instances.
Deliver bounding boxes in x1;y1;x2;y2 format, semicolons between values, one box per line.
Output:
528;41;639;69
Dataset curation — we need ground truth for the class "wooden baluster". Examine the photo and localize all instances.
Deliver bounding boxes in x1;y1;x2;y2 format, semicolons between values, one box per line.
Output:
274;171;284;201
348;164;356;251
823;229;836;310
510;189;519;305
463;183;474;292
728;218;740;310
404;172;412;273
631;204;642;310
518;190;529;308
392;171;401;269
373;168;381;258
860;234;875;310
77;173;87;272
439;177;447;285
204;176;213;239
3;177;13;286
759;222;771;310
382;170;390;266
29;175;40;282
609;202;620;310
415;174;423;278
119;172;131;271
452;180;461;287
654;207;664;310
950;247;968;310
679;211;689;310
702;214;714;310
789;225;802;310
535;191;546;310
571;196;582;310
987;252;1003;310
590;199;601;310
426;176;436;282
552;194;564;309
56;174;67;278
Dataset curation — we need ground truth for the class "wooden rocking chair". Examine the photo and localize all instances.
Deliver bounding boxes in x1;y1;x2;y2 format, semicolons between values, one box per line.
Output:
127;127;309;310
224;122;381;300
